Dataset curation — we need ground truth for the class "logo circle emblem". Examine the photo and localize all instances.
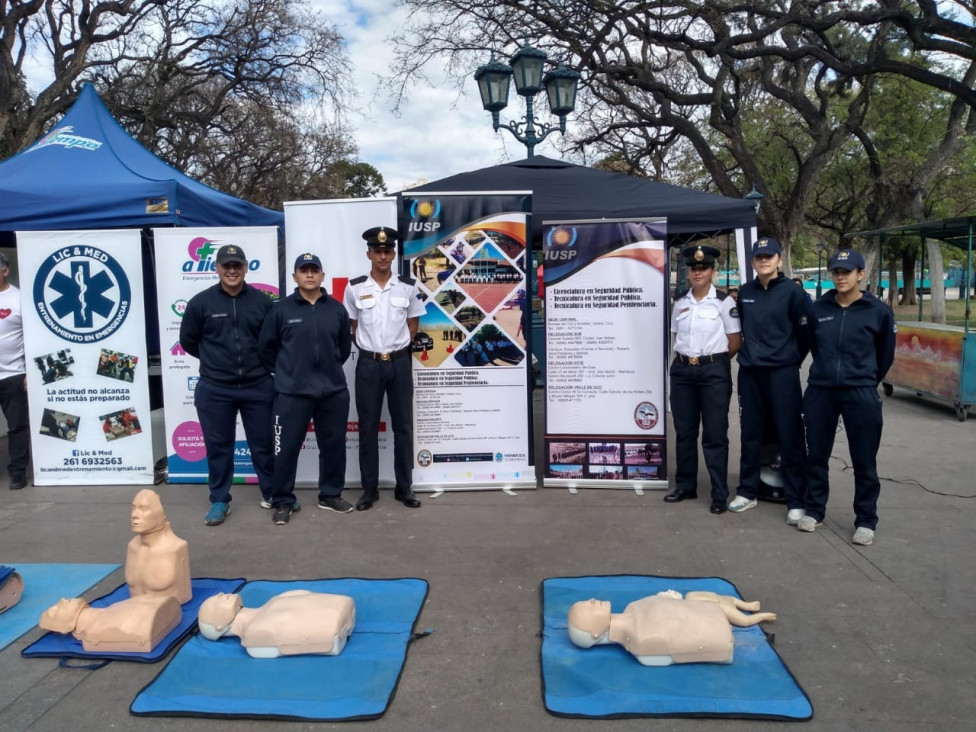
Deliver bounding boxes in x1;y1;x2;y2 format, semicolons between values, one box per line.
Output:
417;449;433;467
33;246;132;343
634;402;659;430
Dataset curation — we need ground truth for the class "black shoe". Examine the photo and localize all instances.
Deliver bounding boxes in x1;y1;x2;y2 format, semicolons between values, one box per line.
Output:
9;475;26;491
272;505;294;525
710;501;728;514
394;488;422;508
356;490;379;511
663;489;697;503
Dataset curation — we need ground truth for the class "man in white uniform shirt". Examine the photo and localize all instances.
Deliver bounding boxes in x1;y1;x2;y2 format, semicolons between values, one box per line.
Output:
665;245;741;513
344;227;426;510
0;253;29;490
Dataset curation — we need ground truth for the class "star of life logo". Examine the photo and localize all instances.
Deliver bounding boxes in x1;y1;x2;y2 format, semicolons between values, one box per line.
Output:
33;246;131;343
29;126;103;152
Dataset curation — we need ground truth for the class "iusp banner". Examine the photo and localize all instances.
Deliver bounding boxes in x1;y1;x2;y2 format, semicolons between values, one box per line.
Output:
153;227;279;483
401;192;534;490
18;229;155;485
543;219;669;489
282;197;398;488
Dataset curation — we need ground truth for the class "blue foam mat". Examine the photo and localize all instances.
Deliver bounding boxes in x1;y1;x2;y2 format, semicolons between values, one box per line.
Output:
130;577;429;721
542;575;813;721
0;563;120;652
22;577;246;662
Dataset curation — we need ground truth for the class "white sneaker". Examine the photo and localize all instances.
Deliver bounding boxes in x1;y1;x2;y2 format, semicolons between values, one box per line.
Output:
797;515;821;532
728;496;758;512
786;508;806;525
259;498;273;509
852;527;875;546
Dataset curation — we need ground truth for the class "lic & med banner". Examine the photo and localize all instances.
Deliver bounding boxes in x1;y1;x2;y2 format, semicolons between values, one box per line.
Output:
18;229;154;485
543;219;668;489
153;227;279;483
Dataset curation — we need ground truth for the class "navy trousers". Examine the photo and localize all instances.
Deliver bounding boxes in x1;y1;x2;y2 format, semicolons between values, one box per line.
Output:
0;374;29;479
271;389;350;507
355;357;413;492
194;377;275;503
803;385;883;529
669;357;733;502
736;365;806;508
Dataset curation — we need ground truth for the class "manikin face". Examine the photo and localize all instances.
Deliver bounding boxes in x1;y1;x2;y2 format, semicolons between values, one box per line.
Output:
366;246;396;277
752;253;781;278
198;593;244;639
830;267;865;296
41;597;87;632
293;264;325;295
217;260;247;293
131;489;165;534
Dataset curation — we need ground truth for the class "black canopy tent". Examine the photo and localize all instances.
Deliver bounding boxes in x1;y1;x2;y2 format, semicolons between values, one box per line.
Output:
405;155;757;249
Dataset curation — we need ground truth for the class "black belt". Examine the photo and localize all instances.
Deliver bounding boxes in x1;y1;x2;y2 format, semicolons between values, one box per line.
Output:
675;352;729;366
358;346;411;362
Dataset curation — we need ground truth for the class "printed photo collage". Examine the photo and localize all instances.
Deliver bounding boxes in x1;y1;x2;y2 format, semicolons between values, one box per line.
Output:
546;439;666;481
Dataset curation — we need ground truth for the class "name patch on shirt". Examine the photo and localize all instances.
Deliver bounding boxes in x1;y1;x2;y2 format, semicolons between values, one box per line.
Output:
741;298;756;303
678;307;690;314
818;315;834;322
286;318;303;324
207;313;228;319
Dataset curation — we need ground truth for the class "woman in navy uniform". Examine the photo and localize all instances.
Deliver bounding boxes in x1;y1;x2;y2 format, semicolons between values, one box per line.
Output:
665;245;741;513
797;249;896;545
729;237;812;524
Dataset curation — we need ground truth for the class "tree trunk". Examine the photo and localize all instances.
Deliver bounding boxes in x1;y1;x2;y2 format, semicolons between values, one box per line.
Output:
902;250;918;306
886;259;899;307
926;238;946;324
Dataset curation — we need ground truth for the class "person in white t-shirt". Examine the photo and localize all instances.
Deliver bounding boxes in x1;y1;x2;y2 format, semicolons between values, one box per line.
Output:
0;253;28;490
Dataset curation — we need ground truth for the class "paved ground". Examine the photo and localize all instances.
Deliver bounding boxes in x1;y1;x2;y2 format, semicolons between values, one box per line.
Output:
1;367;974;731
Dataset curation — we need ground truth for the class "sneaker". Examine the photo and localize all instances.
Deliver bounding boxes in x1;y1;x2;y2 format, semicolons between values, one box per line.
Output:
204;502;231;526
272;505;293;525
318;496;354;513
259;497;273;509
728;496;758;512
852;527;875;546
786;508;806;525
797;515;822;532
9;474;26;491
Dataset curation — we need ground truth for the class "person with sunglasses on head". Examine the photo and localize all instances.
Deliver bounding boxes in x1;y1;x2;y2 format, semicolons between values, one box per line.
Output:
729;237;813;524
665;245;742;514
180;244;275;526
797;249;896;546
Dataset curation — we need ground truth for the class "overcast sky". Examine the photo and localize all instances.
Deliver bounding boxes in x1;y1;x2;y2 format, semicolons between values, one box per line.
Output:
317;0;571;192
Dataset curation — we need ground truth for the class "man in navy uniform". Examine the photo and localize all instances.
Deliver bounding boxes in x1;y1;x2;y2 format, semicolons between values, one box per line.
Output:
180;244;275;526
343;227;426;510
259;253;352;525
665;245;741;513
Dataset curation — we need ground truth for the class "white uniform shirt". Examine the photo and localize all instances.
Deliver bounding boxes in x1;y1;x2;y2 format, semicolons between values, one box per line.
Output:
0;284;26;378
671;285;740;357
343;275;425;353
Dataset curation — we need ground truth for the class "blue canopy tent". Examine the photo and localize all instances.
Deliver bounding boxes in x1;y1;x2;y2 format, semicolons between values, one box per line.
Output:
0;83;282;231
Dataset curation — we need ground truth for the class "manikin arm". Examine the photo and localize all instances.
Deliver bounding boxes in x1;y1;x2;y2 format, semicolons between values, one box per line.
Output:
684;591;777;626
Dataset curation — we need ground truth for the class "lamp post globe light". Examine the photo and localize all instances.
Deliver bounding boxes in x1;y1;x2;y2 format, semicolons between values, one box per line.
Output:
474;43;581;157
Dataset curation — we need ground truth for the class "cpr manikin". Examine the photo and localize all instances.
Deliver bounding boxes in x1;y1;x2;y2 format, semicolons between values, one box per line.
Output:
198;591;356;658
38;489;191;652
0;568;23;613
567;590;776;666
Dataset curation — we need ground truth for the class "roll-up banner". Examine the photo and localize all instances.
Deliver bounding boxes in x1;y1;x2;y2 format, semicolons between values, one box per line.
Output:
400;192;535;490
542;219;669;489
18;229;155;485
282;197;397;487
153;227;279;483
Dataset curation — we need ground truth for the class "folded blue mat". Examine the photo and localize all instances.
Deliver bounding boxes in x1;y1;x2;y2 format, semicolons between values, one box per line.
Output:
0;563;120;652
542;575;813;721
22;577;246;663
130;577;429;721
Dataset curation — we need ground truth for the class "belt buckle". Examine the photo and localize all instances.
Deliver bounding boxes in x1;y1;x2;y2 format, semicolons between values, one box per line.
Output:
688;356;700;366
379;352;391;362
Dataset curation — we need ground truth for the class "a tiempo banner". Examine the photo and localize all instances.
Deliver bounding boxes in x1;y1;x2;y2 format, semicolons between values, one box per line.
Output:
543;219;668;489
283;197;398;488
153;227;279;483
18;229;155;485
401;192;534;490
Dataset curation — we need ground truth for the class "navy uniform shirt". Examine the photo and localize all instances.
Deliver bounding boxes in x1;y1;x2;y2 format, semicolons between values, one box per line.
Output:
258;288;352;397
808;290;896;387
737;273;812;368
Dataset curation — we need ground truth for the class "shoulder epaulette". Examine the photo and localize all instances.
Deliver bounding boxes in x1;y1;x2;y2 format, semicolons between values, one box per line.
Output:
715;290;728;301
350;275;367;285
400;275;416;286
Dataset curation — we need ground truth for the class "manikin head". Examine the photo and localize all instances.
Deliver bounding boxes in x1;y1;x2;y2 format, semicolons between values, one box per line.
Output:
198;593;244;640
130;489;166;535
567;598;612;648
40;597;89;633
